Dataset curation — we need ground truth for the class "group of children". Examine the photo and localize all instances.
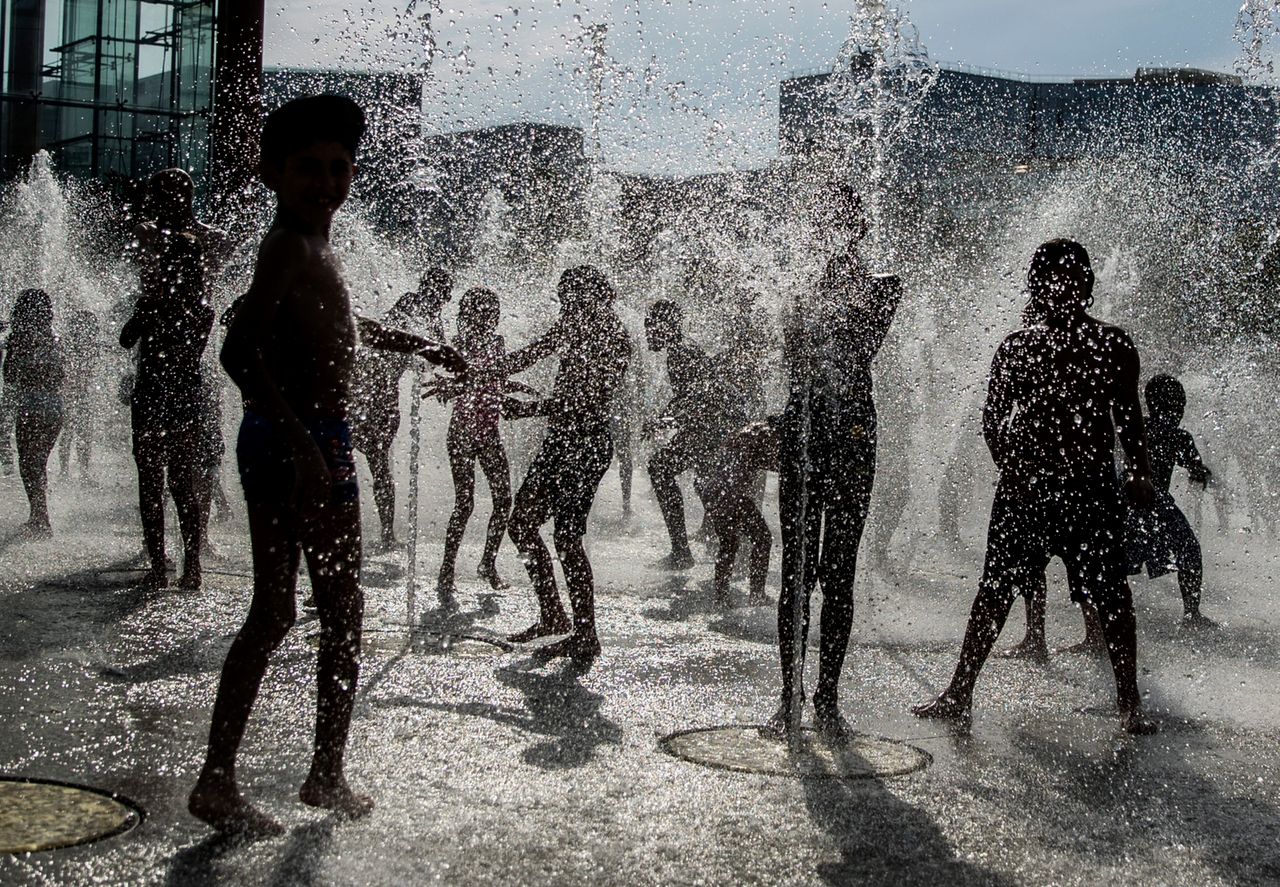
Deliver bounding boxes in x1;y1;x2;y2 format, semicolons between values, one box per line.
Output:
0;91;1224;834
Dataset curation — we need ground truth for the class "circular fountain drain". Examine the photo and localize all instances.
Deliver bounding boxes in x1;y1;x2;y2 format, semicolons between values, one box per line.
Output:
306;629;511;657
660;726;931;779
0;778;141;853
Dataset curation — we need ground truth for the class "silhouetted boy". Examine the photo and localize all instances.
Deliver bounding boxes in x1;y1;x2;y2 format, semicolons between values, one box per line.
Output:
189;95;464;835
351;270;452;549
914;239;1158;735
121;232;214;589
695;417;779;606
1126;373;1216;627
644;299;735;568
501;266;631;664
774;187;900;738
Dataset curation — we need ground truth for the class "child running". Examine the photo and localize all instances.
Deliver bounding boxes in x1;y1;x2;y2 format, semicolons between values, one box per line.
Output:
914;239;1158;735
189;94;464;835
501;266;631;664
431;286;538;605
1126;373;1216;628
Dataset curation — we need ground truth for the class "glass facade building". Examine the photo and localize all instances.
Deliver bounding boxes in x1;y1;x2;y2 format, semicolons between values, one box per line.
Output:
0;0;215;183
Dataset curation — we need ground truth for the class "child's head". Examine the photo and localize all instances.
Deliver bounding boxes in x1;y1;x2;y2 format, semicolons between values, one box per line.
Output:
558;265;615;320
11;288;53;336
457;287;500;339
1145;373;1186;424
260;94;366;230
418;267;453;305
644;299;682;351
1027;238;1094;319
147;168;195;223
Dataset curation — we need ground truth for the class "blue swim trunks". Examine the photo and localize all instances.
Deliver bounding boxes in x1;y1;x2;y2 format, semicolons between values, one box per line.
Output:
236;410;359;508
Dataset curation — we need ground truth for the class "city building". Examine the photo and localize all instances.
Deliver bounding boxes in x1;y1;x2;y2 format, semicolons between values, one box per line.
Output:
0;0;215;183
416;122;589;264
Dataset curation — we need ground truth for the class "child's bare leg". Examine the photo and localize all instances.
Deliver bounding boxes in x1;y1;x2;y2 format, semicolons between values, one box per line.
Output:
1095;585;1158;734
534;526;600;662
1001;575;1049;661
914;576;1017;722
1061;599;1108;654
189;504;298;835
170;441;204;590
711;514;739;606
506;487;570;642
133;442;168;584
366;443;397;547
438;442;475;597
745;506;772;603
298;502;372;817
477;442;512;588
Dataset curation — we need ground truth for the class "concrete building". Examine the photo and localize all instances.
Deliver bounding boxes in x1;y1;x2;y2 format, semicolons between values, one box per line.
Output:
417;122;589;265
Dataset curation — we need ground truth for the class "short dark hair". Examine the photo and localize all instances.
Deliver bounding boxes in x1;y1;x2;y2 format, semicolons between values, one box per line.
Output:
1145;373;1186;417
261;94;366;170
1027;238;1094;308
560;265;615;311
646;299;682;326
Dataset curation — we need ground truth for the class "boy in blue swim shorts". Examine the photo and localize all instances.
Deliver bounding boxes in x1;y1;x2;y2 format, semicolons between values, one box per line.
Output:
188;94;464;836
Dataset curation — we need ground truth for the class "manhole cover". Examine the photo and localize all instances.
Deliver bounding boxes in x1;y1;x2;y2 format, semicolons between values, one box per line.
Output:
0;778;142;853
661;725;931;779
306;629;511;657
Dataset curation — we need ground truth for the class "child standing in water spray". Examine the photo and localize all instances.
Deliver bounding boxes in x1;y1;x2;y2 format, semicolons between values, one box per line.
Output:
501;266;631;665
350;267;453;549
1125;374;1217;628
773;186;901;738
3;289;65;538
189;95;465;835
914;238;1158;735
120;231;214;589
431;286;539;606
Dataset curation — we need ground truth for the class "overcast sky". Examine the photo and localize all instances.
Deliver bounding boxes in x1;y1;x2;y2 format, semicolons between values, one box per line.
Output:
266;1;1265;173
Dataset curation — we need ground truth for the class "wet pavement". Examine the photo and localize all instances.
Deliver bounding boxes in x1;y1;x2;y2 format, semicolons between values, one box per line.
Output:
2;459;1280;885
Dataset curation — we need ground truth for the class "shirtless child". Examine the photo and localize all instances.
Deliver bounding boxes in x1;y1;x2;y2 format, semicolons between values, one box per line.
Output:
914;239;1158;735
189;95;464;835
501;266;631;664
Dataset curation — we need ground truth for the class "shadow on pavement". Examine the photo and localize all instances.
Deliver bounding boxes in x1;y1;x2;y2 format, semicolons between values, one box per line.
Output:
375;661;622;770
801;739;1016;886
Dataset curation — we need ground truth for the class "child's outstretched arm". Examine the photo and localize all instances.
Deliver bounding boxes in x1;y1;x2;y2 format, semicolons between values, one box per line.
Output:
356;317;466;373
498;323;561;377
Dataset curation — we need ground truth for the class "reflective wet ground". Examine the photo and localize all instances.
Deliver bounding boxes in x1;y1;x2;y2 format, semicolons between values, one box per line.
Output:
2;456;1279;886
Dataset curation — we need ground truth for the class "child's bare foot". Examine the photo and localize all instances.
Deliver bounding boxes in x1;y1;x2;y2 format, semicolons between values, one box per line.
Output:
477;564;510;590
532;631;601;665
299;775;374;819
140;568;169;590
999;637;1050;662
435;584;459;613
188;778;283;837
1057;637;1108;657
1181;612;1219;631
507;619;571;644
655;550;695;571
1120;707;1159;735
912;693;972;727
178;569;202;591
18;520;53;541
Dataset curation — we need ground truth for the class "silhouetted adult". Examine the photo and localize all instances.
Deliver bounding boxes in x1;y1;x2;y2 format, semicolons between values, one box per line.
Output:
3;289;65;537
351;268;452;549
914;239;1158;735
774;187;900;738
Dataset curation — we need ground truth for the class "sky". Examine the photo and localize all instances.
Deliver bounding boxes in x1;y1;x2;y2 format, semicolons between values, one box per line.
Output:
265;1;1266;173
